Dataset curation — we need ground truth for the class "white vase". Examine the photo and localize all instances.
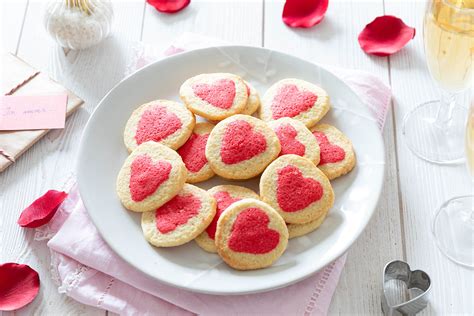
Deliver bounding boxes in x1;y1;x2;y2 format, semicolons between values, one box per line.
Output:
44;0;114;50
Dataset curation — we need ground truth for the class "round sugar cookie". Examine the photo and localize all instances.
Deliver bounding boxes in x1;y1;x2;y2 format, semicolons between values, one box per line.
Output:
177;122;215;183
205;114;280;180
215;198;288;270
180;73;248;120
310;124;356;180
240;81;261;116
123;100;195;152
268;117;320;165
259;154;334;224
141;184;216;247
260;78;330;128
287;213;327;239
195;185;260;253
116;142;187;212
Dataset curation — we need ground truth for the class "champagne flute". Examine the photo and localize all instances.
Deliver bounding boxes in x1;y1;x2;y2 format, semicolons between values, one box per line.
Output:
432;98;474;267
402;0;474;164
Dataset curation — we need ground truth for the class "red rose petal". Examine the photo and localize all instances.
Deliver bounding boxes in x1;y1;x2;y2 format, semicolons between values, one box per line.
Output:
282;0;329;28
17;190;68;228
358;15;415;56
0;263;40;311
147;0;190;13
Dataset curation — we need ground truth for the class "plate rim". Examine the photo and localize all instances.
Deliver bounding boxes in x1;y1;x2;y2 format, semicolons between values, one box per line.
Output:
77;45;385;295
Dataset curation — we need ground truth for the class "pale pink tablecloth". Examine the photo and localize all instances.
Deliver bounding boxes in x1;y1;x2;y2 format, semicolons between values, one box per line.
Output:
36;33;391;316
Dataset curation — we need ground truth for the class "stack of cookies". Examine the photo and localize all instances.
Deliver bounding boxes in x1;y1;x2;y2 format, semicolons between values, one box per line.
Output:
116;73;356;270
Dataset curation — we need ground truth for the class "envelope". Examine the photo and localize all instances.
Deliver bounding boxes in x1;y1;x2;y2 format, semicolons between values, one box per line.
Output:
0;52;83;172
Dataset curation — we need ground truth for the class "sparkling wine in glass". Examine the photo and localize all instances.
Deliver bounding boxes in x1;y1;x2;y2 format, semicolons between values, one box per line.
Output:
403;0;474;164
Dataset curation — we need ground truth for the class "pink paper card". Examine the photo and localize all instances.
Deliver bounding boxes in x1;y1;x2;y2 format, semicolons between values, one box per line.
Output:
0;94;68;131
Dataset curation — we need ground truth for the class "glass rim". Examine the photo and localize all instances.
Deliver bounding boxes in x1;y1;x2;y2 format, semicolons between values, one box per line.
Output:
440;0;474;13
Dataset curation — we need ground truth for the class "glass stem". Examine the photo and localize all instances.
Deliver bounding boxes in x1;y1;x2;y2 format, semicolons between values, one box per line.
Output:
434;90;457;130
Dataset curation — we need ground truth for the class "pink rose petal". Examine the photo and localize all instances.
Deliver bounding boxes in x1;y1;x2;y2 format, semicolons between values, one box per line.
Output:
0;263;40;311
17;190;68;228
358;15;415;56
147;0;190;13
282;0;329;28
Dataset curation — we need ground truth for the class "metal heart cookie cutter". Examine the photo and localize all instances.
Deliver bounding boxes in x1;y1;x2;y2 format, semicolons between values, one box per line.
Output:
381;260;432;316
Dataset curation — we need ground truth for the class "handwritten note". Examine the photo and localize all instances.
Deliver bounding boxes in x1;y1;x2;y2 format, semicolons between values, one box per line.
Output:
0;94;68;131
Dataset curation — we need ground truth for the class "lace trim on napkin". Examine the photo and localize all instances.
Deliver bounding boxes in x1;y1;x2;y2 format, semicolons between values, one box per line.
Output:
304;262;336;315
58;264;90;294
97;278;116;308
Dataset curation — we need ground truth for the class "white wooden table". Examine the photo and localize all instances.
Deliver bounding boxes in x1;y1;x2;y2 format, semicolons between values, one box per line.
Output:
1;0;472;315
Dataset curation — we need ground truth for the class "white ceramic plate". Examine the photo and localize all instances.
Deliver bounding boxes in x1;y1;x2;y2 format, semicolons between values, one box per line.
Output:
77;46;385;295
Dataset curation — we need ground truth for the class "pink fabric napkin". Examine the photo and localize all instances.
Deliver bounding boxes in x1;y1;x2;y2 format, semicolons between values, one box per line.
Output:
36;33;391;316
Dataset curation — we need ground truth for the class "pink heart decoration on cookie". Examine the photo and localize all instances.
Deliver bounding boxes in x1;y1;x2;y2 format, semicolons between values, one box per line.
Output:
135;105;182;145
155;194;201;234
206;191;241;239
129;155;172;202
177;133;209;173
271;84;318;119
221;120;267;164
313;131;345;165
192;79;236;109
276;165;323;212
228;208;280;254
275;123;306;156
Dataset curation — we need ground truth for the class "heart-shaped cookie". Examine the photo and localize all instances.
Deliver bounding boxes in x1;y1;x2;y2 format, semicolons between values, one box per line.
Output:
177;122;215;184
260;154;334;224
276;165;323;212
180;73;248;120
178;133;209;173
193;79;236;109
135;105;182;145
129;155;172;202
271;84;318;119
195;185;260;253
382;260;431;315
275;123;306;156
123;100;195;152
311;124;356;180
141;184;216;247
260;78;330;127
269;117;320;165
205;114;280;180
116;142;187;212
155;194;201;234
220;120;267;164
228;208;280;254
206;191;241;239
215;198;288;270
313;131;345;165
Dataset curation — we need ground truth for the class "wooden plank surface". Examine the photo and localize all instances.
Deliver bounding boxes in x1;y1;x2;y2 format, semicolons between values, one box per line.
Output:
1;1;144;315
142;0;263;48
0;0;28;54
1;0;471;314
385;0;473;314
264;0;404;314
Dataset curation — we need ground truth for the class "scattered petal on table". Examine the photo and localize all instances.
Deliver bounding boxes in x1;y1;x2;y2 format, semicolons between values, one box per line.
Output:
0;263;40;311
17;190;68;228
147;0;191;13
358;15;415;56
282;0;329;28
